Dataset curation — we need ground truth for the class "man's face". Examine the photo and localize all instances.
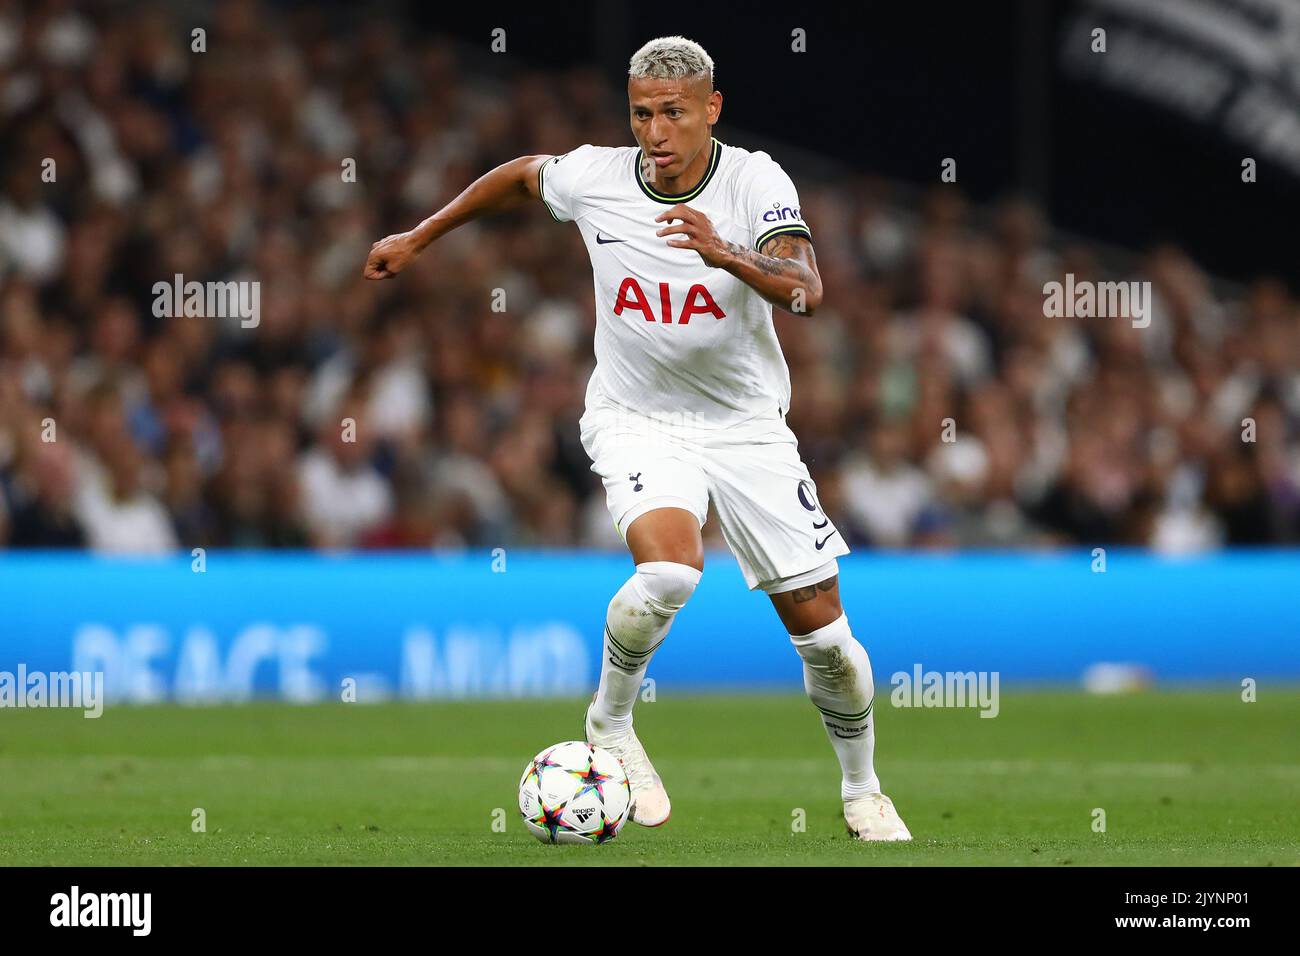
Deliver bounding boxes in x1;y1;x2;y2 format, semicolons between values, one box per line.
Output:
627;74;721;180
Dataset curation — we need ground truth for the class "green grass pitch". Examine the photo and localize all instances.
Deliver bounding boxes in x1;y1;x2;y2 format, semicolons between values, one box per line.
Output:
1;690;1297;866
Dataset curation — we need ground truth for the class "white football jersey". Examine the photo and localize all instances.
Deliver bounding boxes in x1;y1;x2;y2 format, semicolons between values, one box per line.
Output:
539;137;813;431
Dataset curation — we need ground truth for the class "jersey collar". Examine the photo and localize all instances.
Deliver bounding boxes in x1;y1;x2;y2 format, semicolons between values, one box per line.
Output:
635;137;722;204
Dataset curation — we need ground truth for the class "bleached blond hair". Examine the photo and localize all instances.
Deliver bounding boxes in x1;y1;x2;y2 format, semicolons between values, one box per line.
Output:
628;36;714;89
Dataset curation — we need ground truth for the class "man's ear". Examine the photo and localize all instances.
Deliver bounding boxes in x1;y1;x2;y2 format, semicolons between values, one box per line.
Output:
709;90;723;126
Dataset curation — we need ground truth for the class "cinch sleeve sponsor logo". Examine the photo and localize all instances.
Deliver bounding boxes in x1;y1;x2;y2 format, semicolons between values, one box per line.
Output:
762;202;802;222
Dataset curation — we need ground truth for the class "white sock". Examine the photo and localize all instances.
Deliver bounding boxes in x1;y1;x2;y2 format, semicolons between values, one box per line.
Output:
591;561;701;734
789;611;881;800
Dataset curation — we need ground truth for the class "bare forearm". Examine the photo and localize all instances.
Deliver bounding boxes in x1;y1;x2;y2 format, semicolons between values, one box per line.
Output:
408;156;540;250
365;155;548;278
721;238;823;315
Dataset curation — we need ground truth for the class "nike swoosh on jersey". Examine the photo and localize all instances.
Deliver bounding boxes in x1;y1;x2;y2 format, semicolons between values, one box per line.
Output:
595;234;627;244
815;530;839;550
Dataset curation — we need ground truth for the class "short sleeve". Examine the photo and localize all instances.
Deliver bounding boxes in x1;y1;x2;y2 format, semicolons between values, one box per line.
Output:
538;145;598;223
747;154;813;252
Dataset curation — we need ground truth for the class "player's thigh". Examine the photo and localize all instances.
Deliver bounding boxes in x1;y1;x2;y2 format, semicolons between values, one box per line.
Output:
624;506;704;571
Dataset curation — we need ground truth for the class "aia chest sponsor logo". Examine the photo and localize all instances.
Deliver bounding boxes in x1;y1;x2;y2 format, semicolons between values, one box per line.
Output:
613;278;726;324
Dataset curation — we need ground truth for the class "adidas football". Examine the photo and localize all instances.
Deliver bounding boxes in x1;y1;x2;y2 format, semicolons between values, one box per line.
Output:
518;740;632;844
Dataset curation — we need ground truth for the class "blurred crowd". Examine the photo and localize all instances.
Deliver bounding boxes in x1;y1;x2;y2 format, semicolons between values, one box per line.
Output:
2;0;1298;555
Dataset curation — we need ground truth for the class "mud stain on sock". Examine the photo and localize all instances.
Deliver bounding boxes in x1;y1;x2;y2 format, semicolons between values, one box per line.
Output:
824;646;856;686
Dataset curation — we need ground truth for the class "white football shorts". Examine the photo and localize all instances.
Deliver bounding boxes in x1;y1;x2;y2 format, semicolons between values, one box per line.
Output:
578;402;851;593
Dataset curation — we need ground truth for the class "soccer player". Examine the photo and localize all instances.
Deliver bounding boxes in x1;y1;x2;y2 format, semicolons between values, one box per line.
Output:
364;36;911;841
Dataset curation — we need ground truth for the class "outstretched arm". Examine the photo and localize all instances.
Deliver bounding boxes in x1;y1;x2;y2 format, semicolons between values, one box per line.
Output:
653;204;824;316
364;154;552;279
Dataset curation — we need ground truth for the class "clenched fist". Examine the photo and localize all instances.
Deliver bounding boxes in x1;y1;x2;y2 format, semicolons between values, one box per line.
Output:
363;232;421;280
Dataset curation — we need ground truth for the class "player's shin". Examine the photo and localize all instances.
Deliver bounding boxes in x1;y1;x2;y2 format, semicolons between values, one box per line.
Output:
590;561;701;734
788;611;881;799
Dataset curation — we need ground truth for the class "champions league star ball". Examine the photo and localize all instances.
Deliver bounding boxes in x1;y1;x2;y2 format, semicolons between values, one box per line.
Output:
518;741;632;845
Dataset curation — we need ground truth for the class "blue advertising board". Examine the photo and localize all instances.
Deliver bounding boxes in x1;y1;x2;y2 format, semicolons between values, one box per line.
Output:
0;550;1296;703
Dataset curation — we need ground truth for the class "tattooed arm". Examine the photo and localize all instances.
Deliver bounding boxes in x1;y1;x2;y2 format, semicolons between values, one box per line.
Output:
654;203;824;315
724;232;823;316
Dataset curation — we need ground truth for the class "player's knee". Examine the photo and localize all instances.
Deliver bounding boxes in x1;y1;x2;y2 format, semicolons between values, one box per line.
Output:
790;611;857;662
789;613;875;696
634;560;702;616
